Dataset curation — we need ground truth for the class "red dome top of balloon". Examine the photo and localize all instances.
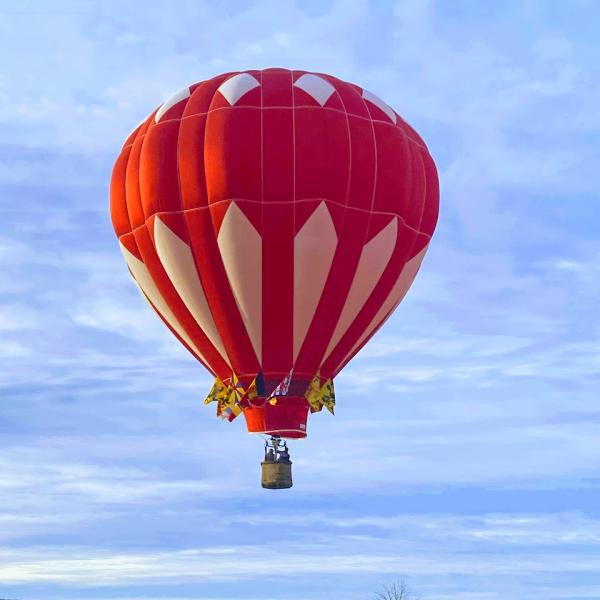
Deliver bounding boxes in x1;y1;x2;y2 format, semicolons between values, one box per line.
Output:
110;68;439;440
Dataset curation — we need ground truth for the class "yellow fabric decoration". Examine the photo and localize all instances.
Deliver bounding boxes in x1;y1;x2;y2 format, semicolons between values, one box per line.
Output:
245;377;259;402
305;372;323;413
319;378;336;414
304;373;335;414
204;376;227;405
218;373;246;420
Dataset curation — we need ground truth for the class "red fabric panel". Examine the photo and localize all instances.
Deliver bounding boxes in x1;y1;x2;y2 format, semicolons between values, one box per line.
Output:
243;396;309;439
177;114;209;211
109;146;133;238
121;113;154;149
372;121;416;223
204;107;261;205
261;72;294;376
124;136;146;231
139;120;182;216
262;202;294;376
333;78;370;119
416;148;440;250
262;68;293;107
344;114;377;211
293;105;349;206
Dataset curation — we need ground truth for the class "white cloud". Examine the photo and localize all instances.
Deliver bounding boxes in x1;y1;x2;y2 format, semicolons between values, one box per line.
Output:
3;532;600;585
225;510;600;546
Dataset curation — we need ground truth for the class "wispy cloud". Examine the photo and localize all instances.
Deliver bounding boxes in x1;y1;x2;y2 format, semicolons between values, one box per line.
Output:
4;530;600;585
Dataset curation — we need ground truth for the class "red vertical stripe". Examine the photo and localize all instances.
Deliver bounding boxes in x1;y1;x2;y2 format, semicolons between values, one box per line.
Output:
261;71;294;377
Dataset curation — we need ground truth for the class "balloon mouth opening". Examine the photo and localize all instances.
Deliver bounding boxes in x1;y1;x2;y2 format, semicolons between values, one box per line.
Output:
243;396;309;440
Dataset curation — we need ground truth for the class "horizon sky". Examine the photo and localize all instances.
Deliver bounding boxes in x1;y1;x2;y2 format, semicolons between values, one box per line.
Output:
1;1;599;599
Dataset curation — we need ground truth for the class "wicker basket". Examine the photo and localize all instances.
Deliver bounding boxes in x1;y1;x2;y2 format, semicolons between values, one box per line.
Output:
261;460;293;489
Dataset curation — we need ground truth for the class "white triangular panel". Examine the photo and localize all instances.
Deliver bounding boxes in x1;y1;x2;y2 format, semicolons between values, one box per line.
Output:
324;218;398;361
218;73;260;105
217;202;262;363
120;243;207;363
293;201;338;362
362;88;397;124
337;244;428;369
155;87;191;123
154;218;231;366
294;73;335;106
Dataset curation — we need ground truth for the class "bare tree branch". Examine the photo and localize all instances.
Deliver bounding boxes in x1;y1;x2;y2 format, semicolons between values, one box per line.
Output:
374;581;417;600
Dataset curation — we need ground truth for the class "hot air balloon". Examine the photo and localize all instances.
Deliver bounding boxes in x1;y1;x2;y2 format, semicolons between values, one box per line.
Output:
110;68;439;488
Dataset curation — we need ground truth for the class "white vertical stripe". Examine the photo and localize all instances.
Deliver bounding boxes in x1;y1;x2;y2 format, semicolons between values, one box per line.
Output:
154;217;231;367
217;202;262;363
293;202;338;362
324;218;398;360
120;243;208;363
336;244;428;370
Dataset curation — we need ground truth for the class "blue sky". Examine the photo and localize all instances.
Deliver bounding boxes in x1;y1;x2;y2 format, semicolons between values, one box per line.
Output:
1;0;599;598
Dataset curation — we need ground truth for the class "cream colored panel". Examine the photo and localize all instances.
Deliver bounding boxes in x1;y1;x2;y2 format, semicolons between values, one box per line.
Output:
120;243;207;362
324;218;398;359
293;202;338;361
217;202;262;362
154;217;231;366
337;244;428;369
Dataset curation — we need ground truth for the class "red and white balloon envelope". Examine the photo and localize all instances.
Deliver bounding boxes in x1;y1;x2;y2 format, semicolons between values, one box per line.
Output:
110;68;439;487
